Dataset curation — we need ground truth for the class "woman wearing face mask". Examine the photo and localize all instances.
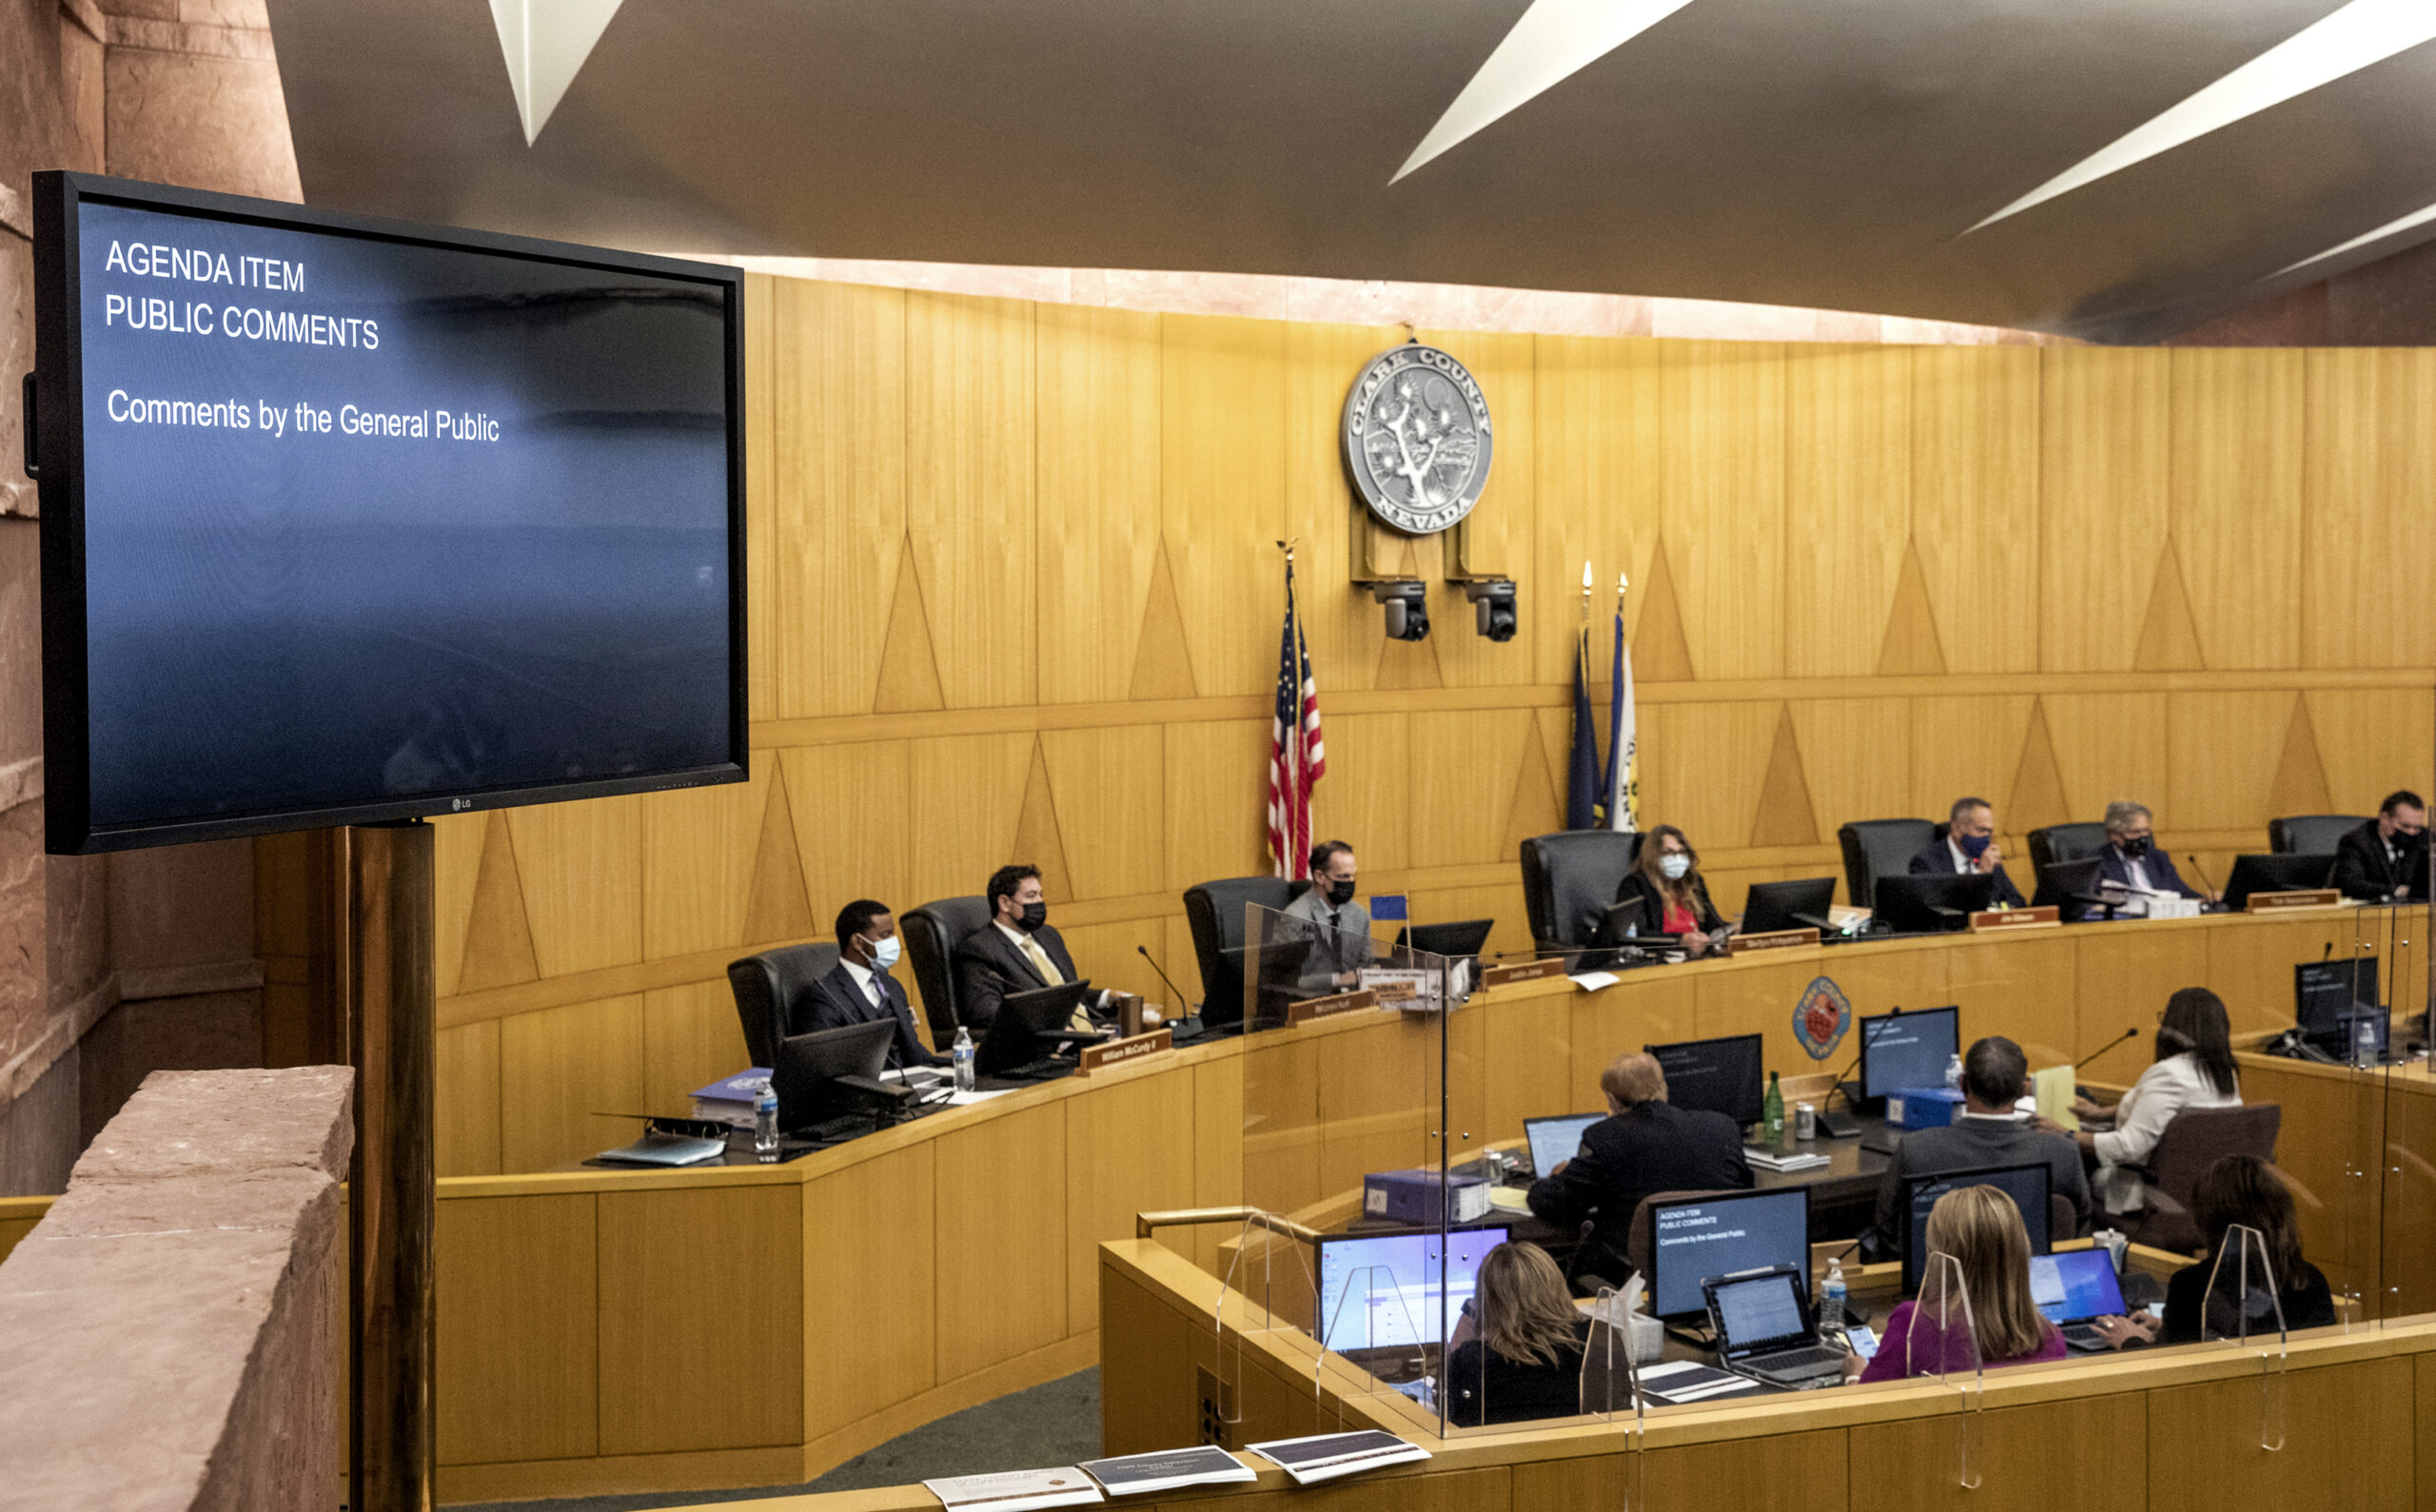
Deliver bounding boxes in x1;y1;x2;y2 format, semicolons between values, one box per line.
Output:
1612;825;1730;958
2033;987;2240;1218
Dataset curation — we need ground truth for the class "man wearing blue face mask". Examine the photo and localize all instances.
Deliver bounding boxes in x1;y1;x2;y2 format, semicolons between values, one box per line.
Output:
803;898;950;1070
1909;795;2027;909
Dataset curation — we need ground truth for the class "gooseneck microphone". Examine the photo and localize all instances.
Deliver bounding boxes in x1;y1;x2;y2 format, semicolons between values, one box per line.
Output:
1136;945;1190;1011
2186;854;2220;902
2073;1026;2141;1070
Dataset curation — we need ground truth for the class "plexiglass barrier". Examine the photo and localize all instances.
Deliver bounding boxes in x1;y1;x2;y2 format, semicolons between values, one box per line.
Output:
1906;1251;1983;1491
1166;888;2436;1477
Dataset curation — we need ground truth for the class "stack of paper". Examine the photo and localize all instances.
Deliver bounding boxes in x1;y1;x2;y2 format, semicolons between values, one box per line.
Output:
1636;1361;1768;1404
923;1468;1105;1512
1246;1431;1429;1485
2033;1065;2078;1131
1077;1447;1255;1496
1741;1146;1830;1172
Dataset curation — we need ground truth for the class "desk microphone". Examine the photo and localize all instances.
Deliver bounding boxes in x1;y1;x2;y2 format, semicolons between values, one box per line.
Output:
2073;1026;2140;1070
2186;854;2220;902
1136;946;1191;1011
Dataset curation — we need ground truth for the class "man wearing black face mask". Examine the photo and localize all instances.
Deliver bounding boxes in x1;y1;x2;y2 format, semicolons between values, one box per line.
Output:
1281;839;1373;993
953;863;1108;1034
1909;796;2027;909
2092;799;2211;912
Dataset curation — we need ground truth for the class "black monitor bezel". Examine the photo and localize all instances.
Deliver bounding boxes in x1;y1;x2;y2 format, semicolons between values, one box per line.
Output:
31;170;749;854
1644;1185;1811;1323
1899;1160;2052;1294
1872;873;1994;933
1643;1031;1767;1126
1740;876;1836;934
1858;1004;1961;1102
2223;852;2336;910
773;1019;896;1129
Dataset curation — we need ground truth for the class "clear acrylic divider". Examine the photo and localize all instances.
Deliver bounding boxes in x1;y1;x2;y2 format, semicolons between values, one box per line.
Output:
1210;1210;1326;1443
1236;900;1464;1434
1905;1250;1984;1492
1579;1286;1646;1506
2199;1223;2288;1451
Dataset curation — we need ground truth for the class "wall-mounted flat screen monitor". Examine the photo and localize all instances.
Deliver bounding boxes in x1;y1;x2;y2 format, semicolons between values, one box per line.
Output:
29;172;745;852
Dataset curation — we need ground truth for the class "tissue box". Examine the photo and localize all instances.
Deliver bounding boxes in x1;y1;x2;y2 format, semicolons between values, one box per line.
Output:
1887;1087;1963;1131
1589;1295;1667;1365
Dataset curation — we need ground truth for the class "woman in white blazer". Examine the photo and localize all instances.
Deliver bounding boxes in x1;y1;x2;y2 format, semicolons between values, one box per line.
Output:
2037;988;2241;1216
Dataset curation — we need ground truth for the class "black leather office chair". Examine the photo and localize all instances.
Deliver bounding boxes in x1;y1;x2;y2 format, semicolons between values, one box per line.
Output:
1181;876;1309;1017
1519;832;1643;958
900;895;993;1045
2269;815;2367;855
2027;822;2110;897
1837;818;1935;912
725;941;841;1071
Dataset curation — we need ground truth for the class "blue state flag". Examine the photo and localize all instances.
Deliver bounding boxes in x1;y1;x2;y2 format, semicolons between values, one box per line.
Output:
1565;626;1601;829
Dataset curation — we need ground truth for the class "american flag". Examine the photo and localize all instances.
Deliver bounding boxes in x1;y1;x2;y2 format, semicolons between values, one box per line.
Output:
1267;557;1326;879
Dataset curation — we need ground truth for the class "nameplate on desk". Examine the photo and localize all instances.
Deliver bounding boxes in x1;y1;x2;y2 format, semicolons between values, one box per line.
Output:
1727;929;1818;955
1971;906;2059;933
1078;1028;1172;1075
2247;889;2343;913
1481;957;1564;988
1287;989;1379;1025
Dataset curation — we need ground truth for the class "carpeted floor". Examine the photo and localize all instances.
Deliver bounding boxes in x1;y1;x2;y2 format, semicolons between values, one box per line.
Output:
450;1368;1102;1512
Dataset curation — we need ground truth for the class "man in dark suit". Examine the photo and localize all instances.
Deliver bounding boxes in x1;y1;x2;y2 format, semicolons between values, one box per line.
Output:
1525;1051;1752;1286
2091;799;2210;912
952;863;1107;1034
1909;795;2027;909
799;899;947;1070
2334;791;2429;901
1869;1035;2089;1260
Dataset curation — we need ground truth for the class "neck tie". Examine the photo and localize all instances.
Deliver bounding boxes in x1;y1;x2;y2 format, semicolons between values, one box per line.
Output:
867;972;887;1011
1019;933;1064;986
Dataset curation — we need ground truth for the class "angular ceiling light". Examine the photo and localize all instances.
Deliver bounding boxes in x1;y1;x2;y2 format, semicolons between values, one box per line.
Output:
2271;196;2436;278
1393;0;1702;184
490;0;625;145
1967;0;2436;232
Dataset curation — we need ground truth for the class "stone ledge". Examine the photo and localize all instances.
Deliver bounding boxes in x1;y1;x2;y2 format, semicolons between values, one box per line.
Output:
119;958;267;1002
35;1165;335;1240
0;181;27;240
104;15;274;61
58;0;105;44
0;756;39;811
72;1067;353;1184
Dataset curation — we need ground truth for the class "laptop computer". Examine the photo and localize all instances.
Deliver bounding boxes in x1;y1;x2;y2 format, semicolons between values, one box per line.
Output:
1522;1112;1602;1177
2031;1248;2130;1353
1701;1266;1847;1389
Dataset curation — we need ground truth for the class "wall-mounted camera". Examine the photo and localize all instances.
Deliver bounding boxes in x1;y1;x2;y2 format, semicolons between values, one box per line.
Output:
1463;579;1517;641
1371;579;1429;641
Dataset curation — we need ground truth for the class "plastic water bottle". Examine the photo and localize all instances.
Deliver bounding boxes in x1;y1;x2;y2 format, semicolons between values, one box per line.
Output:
2355;1016;2380;1069
953;1027;976;1092
1821;1257;1848;1327
1944;1052;1963;1092
752;1082;779;1162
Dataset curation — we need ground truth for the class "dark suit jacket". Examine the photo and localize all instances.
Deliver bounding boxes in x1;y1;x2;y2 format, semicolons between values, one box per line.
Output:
1907;840;2027;910
798;962;946;1070
1612;872;1726;936
1868;1115;2091;1261
2334;821;2429;900
1524;1102;1753;1279
951;921;1087;1033
2092;843;2201;900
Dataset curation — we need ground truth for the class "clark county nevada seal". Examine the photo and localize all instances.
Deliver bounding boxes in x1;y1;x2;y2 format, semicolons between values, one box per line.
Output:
1342;344;1493;536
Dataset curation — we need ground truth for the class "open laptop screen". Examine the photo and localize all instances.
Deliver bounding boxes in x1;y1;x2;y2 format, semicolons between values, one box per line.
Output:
1523;1113;1602;1177
2030;1249;2125;1325
1709;1269;1811;1356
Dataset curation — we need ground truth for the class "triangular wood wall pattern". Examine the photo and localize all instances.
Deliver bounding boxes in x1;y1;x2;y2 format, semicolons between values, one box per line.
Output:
1875;539;1948;677
457;812;540;994
2132;540;2207;672
411;281;2436;1177
873;539;947;713
742;763;817;946
1128;542;1200;701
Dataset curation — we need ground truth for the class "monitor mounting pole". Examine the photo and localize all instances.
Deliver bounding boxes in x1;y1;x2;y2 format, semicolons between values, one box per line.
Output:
347;819;436;1512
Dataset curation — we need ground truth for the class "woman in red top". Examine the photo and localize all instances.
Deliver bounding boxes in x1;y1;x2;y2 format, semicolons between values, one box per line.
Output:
1612;825;1730;957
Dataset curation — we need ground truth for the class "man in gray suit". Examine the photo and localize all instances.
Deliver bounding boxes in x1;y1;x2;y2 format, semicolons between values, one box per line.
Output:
1280;839;1373;995
1869;1034;2091;1260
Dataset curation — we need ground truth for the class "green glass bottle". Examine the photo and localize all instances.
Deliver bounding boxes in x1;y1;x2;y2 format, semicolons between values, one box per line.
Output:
1762;1070;1786;1145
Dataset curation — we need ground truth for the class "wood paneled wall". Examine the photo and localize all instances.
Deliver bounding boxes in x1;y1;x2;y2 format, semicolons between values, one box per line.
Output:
421;279;2436;1173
